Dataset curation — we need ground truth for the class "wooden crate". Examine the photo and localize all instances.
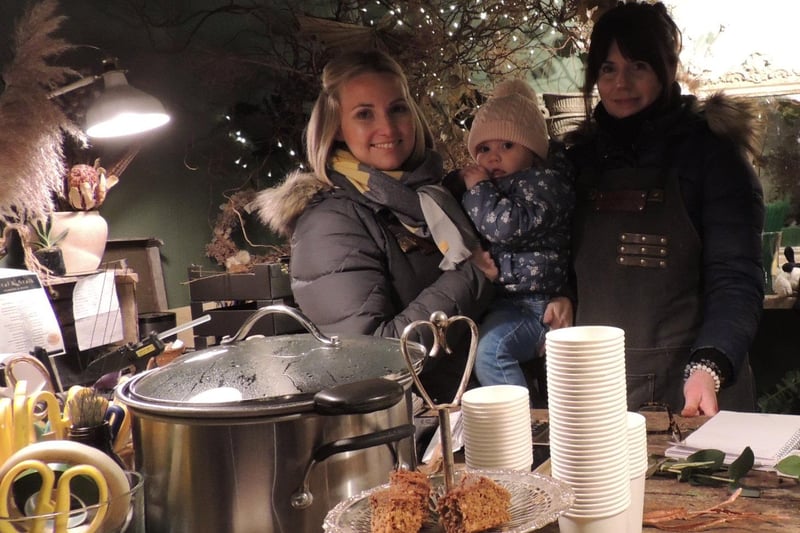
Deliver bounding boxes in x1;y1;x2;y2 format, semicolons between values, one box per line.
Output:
187;263;299;347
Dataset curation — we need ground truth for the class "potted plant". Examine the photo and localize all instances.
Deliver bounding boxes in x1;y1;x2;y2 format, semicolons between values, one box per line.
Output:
30;214;68;276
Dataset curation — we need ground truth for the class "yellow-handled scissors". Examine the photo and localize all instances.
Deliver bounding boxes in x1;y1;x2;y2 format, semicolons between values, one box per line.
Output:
11;382;70;452
0;398;12;466
3;355;54;395
0;459;109;533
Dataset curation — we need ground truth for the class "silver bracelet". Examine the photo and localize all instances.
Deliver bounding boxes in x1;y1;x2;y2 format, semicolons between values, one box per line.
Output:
684;362;721;393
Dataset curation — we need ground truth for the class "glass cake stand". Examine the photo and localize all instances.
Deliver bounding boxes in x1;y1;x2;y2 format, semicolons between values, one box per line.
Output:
323;468;575;533
323;313;574;532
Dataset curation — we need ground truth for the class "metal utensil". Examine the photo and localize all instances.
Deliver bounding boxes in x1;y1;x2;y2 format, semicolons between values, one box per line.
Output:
83;314;211;382
400;311;478;492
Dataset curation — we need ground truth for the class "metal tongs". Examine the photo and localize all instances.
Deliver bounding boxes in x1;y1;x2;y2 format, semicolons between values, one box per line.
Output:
400;311;478;492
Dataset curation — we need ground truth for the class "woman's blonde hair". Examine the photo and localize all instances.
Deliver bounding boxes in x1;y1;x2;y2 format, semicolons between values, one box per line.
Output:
305;49;434;183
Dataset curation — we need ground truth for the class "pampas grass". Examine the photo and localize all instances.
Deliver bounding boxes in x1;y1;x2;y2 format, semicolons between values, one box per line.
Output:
0;0;85;222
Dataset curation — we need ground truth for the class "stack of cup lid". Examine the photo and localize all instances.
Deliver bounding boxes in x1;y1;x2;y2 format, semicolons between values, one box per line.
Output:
460;384;533;471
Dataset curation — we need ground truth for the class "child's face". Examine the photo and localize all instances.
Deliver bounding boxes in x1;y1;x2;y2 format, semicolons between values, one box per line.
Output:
335;72;416;171
474;140;537;178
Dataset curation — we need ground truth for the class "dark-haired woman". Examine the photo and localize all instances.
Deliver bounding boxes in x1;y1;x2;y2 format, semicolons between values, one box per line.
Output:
567;2;764;416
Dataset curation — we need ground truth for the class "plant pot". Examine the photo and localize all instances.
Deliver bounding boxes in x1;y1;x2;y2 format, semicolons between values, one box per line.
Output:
33;247;66;276
50;211;109;274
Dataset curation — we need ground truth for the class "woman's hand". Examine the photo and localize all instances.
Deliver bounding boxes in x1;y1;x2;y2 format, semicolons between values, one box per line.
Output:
543;296;573;330
681;371;719;417
470;248;498;281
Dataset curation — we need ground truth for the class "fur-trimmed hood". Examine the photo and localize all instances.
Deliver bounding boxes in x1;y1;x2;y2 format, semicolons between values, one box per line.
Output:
567;91;762;159
698;92;761;158
253;169;331;238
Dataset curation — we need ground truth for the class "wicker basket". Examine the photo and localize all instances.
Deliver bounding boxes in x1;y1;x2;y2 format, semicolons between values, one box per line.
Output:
546;113;585;140
543;93;595;115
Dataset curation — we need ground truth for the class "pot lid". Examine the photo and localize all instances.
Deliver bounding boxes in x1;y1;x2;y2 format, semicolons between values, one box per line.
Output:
117;328;426;418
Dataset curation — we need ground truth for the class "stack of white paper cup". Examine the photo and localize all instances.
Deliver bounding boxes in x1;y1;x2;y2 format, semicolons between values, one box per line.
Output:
545;326;631;533
626;412;648;533
461;384;533;471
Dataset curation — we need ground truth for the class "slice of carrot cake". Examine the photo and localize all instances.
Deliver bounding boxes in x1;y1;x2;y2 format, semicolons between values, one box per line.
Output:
370;469;432;533
437;475;511;533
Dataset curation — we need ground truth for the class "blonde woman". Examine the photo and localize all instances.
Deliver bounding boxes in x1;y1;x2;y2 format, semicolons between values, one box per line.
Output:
255;49;501;402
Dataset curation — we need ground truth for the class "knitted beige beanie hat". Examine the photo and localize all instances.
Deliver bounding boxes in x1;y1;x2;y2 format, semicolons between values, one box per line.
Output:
467;79;549;162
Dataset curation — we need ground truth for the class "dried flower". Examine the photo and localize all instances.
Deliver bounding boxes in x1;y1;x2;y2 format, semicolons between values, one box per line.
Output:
66;158;119;210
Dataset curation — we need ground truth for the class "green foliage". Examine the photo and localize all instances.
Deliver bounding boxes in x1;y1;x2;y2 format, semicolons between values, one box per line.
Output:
31;215;68;251
758;369;800;414
775;455;800;478
655;447;757;496
755;99;800;211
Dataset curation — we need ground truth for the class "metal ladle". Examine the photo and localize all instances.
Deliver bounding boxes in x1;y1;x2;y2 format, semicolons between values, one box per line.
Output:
400;311;478;492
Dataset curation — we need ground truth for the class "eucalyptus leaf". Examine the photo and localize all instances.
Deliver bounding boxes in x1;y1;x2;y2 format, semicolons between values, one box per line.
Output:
654;448;758;495
686;449;725;470
775;455;800;478
728;446;755;482
688;474;723;487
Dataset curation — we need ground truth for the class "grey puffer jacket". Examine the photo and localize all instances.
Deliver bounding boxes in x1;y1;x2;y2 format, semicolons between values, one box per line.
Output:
254;169;495;402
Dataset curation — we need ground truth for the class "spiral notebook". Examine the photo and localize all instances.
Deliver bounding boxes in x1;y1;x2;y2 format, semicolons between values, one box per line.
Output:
665;410;800;469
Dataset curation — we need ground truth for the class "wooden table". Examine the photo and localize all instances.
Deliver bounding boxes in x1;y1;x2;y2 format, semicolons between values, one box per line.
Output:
530;410;800;532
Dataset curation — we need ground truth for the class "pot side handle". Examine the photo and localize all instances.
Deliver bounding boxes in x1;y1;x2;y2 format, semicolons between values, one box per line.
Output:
314;377;404;415
290;423;416;509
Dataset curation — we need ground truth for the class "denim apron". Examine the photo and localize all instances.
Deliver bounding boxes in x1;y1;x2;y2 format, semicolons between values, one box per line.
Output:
573;164;755;412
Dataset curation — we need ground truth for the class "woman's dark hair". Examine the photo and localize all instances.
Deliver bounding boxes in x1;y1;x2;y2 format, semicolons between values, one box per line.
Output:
583;2;682;112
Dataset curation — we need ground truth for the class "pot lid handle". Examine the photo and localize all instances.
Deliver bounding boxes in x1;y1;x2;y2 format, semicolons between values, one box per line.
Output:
222;304;341;346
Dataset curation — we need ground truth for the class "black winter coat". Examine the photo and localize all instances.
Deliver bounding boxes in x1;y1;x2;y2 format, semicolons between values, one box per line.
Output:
567;92;764;382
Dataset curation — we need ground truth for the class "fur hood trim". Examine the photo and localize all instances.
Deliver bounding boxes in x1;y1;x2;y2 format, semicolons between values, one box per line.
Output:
694;92;761;158
253;170;331;238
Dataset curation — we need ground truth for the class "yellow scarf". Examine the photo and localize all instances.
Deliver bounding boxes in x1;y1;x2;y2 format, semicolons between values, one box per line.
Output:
330;149;403;194
328;148;480;270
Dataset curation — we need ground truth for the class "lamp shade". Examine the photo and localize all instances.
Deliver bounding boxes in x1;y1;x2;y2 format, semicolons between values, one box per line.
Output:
85;70;170;138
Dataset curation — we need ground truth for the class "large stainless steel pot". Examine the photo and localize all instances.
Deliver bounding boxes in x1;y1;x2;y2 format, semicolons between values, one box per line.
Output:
115;305;426;533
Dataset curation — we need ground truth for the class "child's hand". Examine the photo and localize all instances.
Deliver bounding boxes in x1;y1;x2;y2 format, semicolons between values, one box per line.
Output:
470;248;498;281
461;165;490;190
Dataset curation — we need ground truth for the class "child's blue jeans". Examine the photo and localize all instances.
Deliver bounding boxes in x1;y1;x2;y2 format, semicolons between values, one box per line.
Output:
474;293;550;388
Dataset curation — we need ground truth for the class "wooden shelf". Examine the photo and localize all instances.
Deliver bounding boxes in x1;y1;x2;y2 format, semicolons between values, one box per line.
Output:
43;268;140;345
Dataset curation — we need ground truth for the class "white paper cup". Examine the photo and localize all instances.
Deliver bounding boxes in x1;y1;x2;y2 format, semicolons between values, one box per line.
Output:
568;495;631;519
559;508;628;532
546;343;625;356
546;325;624;344
626;472;645;533
461;384;529;406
